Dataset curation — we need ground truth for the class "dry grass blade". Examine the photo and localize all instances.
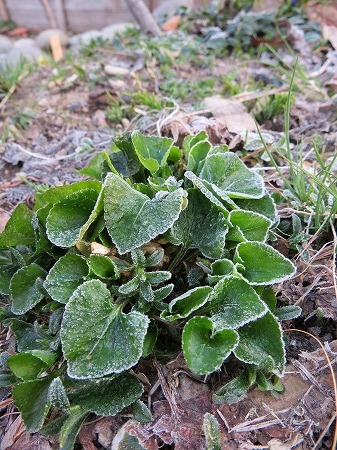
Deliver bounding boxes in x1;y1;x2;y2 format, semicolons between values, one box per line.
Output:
0;69;29;111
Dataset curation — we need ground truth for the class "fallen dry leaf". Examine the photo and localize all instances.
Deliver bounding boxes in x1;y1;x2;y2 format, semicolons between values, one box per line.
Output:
0;209;10;232
162;15;181;32
306;1;337;49
203;96;256;133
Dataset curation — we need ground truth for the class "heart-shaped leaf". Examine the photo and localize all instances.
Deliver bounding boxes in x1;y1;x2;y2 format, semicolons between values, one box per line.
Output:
198;152;265;199
8;350;58;381
61;280;149;379
235;194;277;223
234;241;296;285
161;286;212;322
132;130;174;174
44;254;89;304
88;255;119;279
104;173;186;254
207;277;267;329
182;316;238;375
0;204;35;248
10;263;47;314
234;312;285;376
170;188;228;259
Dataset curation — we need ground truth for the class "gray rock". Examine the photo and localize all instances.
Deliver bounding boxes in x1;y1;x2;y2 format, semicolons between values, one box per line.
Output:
0;53;8;71
0;35;12;53
101;23;137;40
69;30;102;47
35;28;69;50
13;38;37;48
6;45;42;66
153;0;193;20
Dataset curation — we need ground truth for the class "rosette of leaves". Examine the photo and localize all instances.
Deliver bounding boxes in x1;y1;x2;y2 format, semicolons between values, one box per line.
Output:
0;130;299;448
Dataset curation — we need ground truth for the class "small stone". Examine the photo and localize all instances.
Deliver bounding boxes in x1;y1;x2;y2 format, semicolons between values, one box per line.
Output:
153;0;193;20
69;30;102;47
104;64;129;76
0;53;8;70
100;23;136;40
0;35;12;53
107;79;127;90
13;38;37;48
35;28;69;50
6;45;42;66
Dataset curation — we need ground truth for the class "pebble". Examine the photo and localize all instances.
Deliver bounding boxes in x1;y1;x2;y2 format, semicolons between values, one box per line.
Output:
0;53;8;70
13;38;37;48
153;0;193;20
35;28;69;49
104;64;129;76
0;35;12;53
101;23;136;40
6;45;41;67
69;30;102;47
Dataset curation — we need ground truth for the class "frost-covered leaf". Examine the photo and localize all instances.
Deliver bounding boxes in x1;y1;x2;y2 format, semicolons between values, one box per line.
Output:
67;373;143;415
12;376;54;432
0;248;25;295
131;400;153;423
59;406;88;450
203;413;220;450
227;210;272;242
182;316;238;375
187;139;211;173
153;283;174;302
141;321;158;357
49;377;70;411
7;350;58;381
61;280;149;379
213;366;257;404
207;277;267;329
110;136;141;177
10;320;52;352
146;270;171;284
119;276;140;295
132;131;174;174
88;255;119;279
144;248;164;267
0;204;35;248
46;188;103;248
44;254;89;304
234;241;296;285
170;189;228;259
161;286;212;322
234;312;285;376
274;305;301;321
10;263;47;314
208;259;235;284
198;152;265;199
235;194;277;223
104;173;186;254
184;171;230;211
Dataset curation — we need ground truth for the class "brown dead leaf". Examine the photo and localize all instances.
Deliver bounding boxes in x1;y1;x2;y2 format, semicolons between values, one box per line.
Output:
306;1;337;49
1;415;54;450
162;15;181;32
0;209;10;232
203;96;256;133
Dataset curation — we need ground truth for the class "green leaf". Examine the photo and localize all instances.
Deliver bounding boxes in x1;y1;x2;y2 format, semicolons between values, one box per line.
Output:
104;173;186;254
274;305;301;321
153;283;174;302
0;204;35;248
142;321;158;357
198;152;265;199
235;194;277;223
49;377;70;411
10;263;47;314
13;376;53;432
131;400;153;423
208;259;234;284
213;366;257;404
161;286;212;322
44;254;89;304
170;189;228;259
46;188;103;248
187;139;211;173
110;135;141;177
182;316;239;375
203;413;220;450
7;350;58;381
119;276;140;295
184;171;230;211
88;255;119;279
10;320;52;351
206;277;267;329
234;241;296;285
227;210;272;242
0;248;25;295
131;131;174;174
59;406;88;450
146;270;171;284
67;373;143;415
61;280;149;379
234;312;285;376
111;424;145;449
144;248;164;267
